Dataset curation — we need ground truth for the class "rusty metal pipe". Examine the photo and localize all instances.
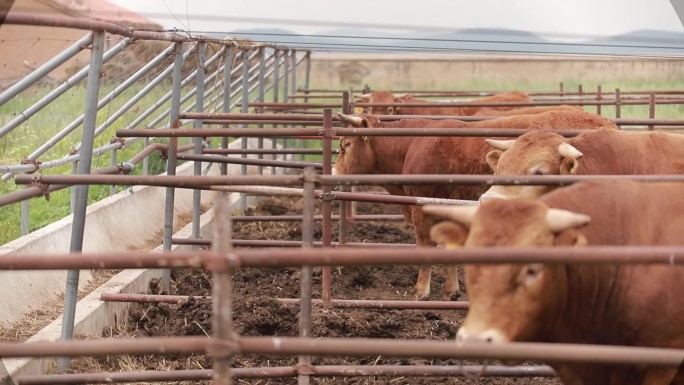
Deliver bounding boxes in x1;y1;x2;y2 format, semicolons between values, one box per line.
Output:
173;238;414;248
3;246;684;271
236;337;684;367
205;148;339;155
99;293;469;310
177;154;323;169
229;214;404;222
0;337;208;357
1;337;681;366
15;365;555;384
14;174;302;188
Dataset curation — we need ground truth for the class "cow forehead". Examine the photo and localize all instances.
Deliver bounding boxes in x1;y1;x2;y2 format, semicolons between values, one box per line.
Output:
498;133;567;170
369;91;395;103
465;199;552;246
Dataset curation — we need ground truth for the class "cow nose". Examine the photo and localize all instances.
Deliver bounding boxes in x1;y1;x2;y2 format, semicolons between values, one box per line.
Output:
478;190;504;203
456;327;505;345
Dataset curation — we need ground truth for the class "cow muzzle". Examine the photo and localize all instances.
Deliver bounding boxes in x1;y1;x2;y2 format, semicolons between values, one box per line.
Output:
456;327;506;346
478;189;507;203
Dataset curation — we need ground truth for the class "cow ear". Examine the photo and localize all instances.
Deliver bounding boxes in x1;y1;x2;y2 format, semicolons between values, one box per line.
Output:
485;150;503;172
554;229;588;246
429;221;468;249
560;157;579;175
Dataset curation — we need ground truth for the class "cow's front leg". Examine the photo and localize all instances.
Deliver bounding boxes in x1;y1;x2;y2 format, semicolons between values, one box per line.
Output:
413;265;432;301
443;264;461;301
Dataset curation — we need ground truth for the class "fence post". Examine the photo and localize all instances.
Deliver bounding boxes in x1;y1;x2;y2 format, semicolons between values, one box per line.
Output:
272;49;281;175
299;166;316;385
282;50;290;160
321;109;333;305
339;91;351;244
596;85;602;115
20;186;29;235
193;41;207;242
240;47;251;213
648;92;656;131
257;47;266;176
211;192;235;384
221;45;235;176
110;147;117;196
57;30;105;372
615;88;622;129
161;41;186;289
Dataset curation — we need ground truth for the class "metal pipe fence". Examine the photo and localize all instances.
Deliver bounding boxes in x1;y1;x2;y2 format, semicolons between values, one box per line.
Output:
4;14;684;385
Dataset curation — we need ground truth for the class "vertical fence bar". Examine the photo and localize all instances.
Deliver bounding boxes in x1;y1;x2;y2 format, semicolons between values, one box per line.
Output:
240;48;250;213
304;51;311;93
69;161;78;214
271;49;281;175
648;92;656;131
193;41;207;242
20;187;29;236
338;91;350;246
291;49;297;96
559;82;564;96
615;88;622;129
142;138;150;174
578;84;583;109
110;148;117;196
596;85;602;115
211;192;235;385
57;31;105;372
162;41;185;289
257;47;266;176
321;109;333;304
299;166;315;385
220;46;235;176
282;50;290;160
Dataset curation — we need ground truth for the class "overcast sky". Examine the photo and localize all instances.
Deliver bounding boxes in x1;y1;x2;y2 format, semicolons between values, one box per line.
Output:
110;0;684;40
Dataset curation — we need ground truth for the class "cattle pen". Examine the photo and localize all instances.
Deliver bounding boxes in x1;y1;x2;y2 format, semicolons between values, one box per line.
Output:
1;13;684;385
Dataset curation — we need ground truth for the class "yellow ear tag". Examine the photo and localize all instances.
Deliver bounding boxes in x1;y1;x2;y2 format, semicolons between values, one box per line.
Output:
354;106;363;114
445;243;461;250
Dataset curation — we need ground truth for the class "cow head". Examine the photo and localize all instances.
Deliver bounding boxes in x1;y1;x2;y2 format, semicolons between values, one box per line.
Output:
479;132;583;201
332;135;375;176
423;199;590;347
354;91;411;115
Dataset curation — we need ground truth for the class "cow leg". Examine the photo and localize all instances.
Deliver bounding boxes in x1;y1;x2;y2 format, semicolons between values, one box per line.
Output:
413;265;432;301
443;264;461;301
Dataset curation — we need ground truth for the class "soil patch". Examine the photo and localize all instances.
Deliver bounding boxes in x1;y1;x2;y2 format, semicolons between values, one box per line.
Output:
69;195;559;385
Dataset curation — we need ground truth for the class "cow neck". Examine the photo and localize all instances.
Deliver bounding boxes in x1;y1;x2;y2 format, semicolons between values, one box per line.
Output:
368;135;415;174
551;264;621;344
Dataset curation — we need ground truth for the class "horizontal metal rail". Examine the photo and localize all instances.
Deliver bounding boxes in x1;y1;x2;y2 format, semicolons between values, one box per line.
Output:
204;148;339;155
1;337;682;367
99;293;470;310
298;88;684;96
172;238;413;248
229;214;403;222
1;246;683;271
15;173;684;190
15;365;555;384
176;154;323;169
115;127;592;138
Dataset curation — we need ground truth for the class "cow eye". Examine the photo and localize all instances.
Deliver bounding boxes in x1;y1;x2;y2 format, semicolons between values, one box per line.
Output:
343;141;352;148
533;170;545;176
520;263;543;286
387;107;394;114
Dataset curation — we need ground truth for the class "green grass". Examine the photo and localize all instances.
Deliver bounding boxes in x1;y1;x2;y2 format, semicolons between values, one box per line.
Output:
1;76;683;245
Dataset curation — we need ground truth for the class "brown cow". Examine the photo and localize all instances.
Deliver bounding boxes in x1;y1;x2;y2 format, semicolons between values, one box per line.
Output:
424;180;684;385
355;90;533;116
333;110;616;301
480;128;684;201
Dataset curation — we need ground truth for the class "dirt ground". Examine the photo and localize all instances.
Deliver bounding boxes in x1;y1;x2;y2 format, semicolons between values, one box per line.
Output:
69;194;560;385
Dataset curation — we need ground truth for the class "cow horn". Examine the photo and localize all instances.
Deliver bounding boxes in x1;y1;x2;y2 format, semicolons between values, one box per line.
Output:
558;143;583;159
485;139;515;151
336;113;364;127
422;205;478;226
545;208;591;233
